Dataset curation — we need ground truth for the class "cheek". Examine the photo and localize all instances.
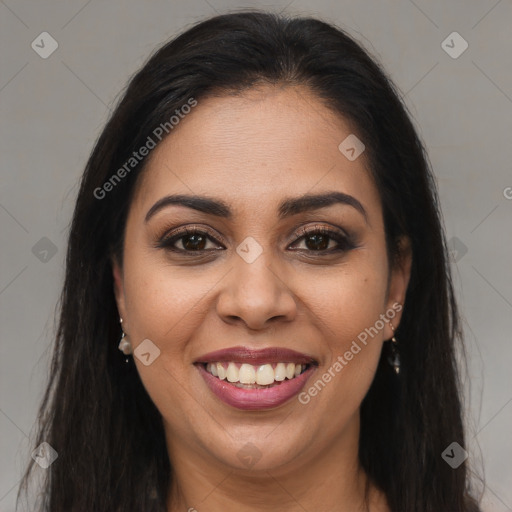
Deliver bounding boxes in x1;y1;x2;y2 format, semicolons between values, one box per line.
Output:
123;261;207;351
300;255;389;409
310;257;389;348
120;255;209;426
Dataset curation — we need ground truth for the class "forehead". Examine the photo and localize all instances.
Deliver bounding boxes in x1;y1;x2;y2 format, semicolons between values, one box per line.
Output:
131;85;381;223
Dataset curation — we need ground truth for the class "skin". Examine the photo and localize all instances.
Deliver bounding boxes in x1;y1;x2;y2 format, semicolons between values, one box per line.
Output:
113;84;412;512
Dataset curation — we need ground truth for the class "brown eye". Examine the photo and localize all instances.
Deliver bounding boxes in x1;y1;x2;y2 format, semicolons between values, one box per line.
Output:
289;226;355;253
302;232;332;251
156;226;224;253
179;233;208;251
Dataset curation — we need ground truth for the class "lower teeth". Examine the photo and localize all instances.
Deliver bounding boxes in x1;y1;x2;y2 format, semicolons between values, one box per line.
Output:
230;381;284;389
204;364;310;386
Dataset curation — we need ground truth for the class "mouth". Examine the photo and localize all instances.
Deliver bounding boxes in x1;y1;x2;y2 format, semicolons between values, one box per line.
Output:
194;346;318;410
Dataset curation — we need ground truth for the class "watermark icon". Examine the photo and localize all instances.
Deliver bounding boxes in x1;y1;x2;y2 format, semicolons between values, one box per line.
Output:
441;441;468;469
93;97;198;200
338;134;365;161
31;32;58;59
441;32;468;59
133;338;161;366
298;302;402;404
32;237;58;263
31;442;58;468
504;187;512;200
447;236;468;263
236;236;263;263
237;442;262;468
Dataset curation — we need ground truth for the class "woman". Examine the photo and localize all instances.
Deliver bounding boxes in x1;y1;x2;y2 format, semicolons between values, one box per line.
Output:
17;10;482;512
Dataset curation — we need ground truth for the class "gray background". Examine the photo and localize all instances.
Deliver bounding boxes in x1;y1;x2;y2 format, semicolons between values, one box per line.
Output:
1;1;511;510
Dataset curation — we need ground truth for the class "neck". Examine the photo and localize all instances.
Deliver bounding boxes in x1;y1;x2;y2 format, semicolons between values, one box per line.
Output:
165;414;389;512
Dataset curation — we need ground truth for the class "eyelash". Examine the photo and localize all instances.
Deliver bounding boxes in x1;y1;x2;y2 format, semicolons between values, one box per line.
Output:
155;224;356;256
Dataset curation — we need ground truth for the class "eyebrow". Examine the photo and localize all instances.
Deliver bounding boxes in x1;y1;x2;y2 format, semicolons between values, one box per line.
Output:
144;191;368;224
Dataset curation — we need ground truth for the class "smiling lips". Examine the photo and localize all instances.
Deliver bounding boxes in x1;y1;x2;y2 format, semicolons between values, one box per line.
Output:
195;346;317;410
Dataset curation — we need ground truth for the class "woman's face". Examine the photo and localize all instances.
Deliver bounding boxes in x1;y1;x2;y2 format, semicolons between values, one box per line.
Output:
113;85;410;474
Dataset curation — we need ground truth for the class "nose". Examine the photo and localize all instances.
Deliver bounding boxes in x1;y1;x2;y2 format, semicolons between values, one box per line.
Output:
216;251;297;331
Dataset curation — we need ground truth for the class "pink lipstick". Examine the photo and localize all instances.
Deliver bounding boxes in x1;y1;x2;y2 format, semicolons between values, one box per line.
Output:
195;346;317;410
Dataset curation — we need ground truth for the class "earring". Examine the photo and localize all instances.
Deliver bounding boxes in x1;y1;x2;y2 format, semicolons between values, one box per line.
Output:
387;321;400;375
118;317;132;362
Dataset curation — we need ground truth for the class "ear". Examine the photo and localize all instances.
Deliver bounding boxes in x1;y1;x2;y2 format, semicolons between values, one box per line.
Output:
112;257;127;321
384;236;412;339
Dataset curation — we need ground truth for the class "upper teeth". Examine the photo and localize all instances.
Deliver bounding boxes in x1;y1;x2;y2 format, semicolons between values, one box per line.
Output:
206;362;305;385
